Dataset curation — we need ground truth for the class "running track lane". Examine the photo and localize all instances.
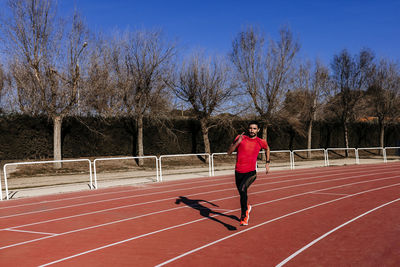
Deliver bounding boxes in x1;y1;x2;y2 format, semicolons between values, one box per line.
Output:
2;165;393;234
47;180;400;266
0;163;391;212
1;166;397;250
0;163;392;218
1;164;395;221
156;185;400;266
0;163;399;266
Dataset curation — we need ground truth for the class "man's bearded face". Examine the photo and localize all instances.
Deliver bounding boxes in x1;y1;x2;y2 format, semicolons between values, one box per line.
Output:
248;124;259;137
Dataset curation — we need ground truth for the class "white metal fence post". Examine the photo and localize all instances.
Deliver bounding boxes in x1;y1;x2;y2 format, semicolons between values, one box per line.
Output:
355;148;360;164
93;159;98;189
88;160;94;189
208;154;212;177
0;171;3;201
3;164;9;199
383;148;387;163
211;154;214;176
156;157;160;182
159;156;163;182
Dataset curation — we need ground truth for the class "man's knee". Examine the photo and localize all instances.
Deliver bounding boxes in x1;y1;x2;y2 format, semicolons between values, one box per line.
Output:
245;175;257;188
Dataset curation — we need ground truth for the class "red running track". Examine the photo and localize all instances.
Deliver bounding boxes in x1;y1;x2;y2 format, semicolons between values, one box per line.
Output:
0;162;399;266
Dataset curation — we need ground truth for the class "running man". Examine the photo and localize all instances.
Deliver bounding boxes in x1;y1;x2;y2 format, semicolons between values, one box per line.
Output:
227;121;270;226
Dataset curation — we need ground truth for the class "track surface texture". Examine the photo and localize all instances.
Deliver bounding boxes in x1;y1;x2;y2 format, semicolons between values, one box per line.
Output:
0;163;399;266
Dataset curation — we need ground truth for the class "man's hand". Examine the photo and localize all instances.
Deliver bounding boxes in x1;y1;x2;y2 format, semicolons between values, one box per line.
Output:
237;132;245;143
265;163;270;174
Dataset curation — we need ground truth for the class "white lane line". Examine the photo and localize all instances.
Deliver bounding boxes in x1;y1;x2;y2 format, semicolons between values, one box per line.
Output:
0;180;236;219
1;165;395;220
1;163;393;211
0;175;234;210
4;169;397;230
310;192;350;196
37;182;400;267
154;183;400;267
4;228;58;236
1;174;398;251
275;197;400;267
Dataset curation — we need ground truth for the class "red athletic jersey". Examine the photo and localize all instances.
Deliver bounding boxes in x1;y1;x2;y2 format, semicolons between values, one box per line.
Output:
234;135;268;173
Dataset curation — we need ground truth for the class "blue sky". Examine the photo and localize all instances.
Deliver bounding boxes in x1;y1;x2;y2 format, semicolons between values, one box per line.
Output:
4;0;400;64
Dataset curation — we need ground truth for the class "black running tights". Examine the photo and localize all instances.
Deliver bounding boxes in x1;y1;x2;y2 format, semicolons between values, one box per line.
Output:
235;170;257;218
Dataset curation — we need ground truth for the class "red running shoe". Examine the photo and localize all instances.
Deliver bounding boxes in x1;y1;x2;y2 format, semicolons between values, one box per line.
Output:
240;205;252;226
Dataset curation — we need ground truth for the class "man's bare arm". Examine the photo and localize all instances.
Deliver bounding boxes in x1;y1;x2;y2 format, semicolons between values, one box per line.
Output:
265;146;270;163
265;145;270;174
227;132;244;155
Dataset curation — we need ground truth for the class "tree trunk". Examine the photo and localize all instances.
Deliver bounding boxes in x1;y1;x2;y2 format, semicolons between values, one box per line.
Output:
53;115;62;169
343;122;349;157
136;115;144;166
200;118;210;163
379;120;385;152
307;119;313;159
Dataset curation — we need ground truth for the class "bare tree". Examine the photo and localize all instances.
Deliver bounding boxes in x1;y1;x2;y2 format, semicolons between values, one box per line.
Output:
1;0;88;167
172;51;236;155
0;64;5;111
231;25;300;143
294;60;330;154
108;30;175;165
328;49;374;152
279;90;306;150
365;59;400;147
83;36;122;117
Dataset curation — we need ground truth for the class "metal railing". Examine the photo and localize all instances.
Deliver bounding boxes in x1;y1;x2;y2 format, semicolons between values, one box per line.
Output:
1;146;399;200
2;159;93;200
159;153;211;182
356;147;385;164
292;149;327;169
383;147;400;163
326;148;359;166
210;152;236;176
269;150;294;170
93;156;159;188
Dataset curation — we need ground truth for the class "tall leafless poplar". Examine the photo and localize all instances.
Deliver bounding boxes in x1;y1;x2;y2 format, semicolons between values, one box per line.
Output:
83;36;122;117
0;0;88;167
328;49;374;153
172;52;236;155
110;30;175;165
294;60;330;155
365;59;400;147
231;26;300;144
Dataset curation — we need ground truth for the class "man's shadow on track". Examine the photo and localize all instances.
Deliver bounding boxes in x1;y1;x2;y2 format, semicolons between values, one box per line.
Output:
175;196;239;231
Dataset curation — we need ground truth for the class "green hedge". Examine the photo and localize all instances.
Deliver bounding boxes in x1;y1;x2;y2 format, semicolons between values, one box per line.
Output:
0;114;399;160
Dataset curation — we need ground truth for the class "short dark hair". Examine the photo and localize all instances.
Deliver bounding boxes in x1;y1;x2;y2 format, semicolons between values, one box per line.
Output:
248;121;260;128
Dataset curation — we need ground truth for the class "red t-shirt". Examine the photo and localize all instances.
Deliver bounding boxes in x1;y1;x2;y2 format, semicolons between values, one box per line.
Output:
234;135;268;173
